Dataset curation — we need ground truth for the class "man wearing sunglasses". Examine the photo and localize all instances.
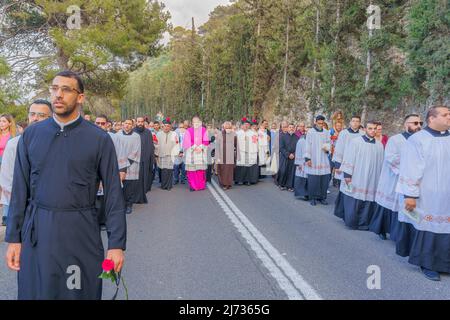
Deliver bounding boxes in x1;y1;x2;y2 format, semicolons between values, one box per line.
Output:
370;114;422;241
5;71;126;299
1;100;53;227
396;105;450;281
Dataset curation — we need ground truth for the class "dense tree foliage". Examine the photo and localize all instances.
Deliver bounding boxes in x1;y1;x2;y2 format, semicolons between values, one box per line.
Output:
1;0;170;120
123;0;449;123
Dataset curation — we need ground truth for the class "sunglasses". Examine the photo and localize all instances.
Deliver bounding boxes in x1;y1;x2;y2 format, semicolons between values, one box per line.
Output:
95;122;107;126
407;121;423;126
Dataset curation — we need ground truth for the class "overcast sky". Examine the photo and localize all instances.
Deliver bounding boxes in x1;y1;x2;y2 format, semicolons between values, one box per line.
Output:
162;0;232;29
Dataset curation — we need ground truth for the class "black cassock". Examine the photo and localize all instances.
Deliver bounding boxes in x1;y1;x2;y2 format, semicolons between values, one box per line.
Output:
5;117;126;300
277;133;299;189
134;127;155;194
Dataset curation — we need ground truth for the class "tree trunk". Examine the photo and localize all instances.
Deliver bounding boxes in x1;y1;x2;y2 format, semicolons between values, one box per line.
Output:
56;47;69;70
252;0;262;114
362;1;373;124
309;1;320;124
330;0;340;111
283;16;290;95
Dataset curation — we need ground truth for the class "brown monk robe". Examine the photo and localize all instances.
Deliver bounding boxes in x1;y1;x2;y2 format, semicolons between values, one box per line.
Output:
215;122;239;190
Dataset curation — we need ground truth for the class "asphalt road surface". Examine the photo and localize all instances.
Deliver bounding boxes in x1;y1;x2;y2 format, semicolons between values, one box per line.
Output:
1;177;449;300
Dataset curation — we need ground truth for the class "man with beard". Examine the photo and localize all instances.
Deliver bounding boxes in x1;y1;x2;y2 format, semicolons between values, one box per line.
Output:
134;116;155;193
5;71;126;299
339;120;384;230
395;105;450;281
1;100;53;226
369;114;422;240
278;124;299;192
273;121;289;185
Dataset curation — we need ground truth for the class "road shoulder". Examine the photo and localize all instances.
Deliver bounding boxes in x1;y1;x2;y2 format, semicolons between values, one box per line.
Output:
0;226;5;242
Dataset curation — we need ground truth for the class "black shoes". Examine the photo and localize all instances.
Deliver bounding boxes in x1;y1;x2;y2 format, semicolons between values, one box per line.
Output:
309;199;327;206
420;267;440;281
125;205;133;215
378;233;387;240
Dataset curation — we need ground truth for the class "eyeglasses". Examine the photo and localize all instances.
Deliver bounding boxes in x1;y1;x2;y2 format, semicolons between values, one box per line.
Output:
95;121;107;126
49;85;81;95
407;121;423;126
29;112;50;119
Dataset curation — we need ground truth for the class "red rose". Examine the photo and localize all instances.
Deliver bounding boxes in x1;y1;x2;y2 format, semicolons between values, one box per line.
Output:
242;117;247;121
166;117;171;122
102;259;115;272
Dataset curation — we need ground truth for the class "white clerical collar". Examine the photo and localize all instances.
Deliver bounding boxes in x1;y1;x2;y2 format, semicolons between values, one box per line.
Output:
424;126;450;137
53;113;81;131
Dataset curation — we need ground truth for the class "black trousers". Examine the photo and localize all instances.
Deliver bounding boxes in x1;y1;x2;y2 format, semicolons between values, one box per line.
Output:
307;174;330;200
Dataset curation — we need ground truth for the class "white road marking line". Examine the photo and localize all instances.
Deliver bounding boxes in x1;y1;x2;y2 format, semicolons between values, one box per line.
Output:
207;183;303;300
210;180;322;300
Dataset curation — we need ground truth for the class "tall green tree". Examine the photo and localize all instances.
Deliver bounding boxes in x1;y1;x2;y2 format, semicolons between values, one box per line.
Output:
122;0;448;123
1;0;170;114
407;0;449;105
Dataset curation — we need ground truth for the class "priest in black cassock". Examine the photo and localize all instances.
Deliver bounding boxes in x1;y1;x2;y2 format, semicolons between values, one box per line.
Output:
273;121;289;186
134;116;155;194
5;71;126;300
278;124;299;191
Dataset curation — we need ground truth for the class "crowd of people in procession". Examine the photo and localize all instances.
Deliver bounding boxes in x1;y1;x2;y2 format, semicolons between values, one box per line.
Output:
0;70;449;299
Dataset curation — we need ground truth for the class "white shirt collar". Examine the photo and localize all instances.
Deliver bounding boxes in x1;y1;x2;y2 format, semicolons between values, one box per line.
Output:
53;113;81;131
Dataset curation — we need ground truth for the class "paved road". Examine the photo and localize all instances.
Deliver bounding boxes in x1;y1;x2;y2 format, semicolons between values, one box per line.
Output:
1;177;449;300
